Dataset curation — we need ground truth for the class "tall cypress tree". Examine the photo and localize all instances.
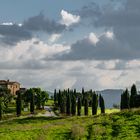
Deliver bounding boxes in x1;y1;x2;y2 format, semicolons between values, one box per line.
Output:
16;91;22;117
30;89;35;114
71;94;76;115
130;84;137;108
82;88;85;106
60;91;66;114
84;98;88;115
77;97;81;116
92;92;98;115
58;90;61;108
99;94;105;114
66;93;71;115
120;89;129;110
54;89;57;106
0;98;2;120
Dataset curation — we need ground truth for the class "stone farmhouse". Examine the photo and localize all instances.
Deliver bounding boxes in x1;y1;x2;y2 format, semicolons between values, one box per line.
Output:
0;80;20;95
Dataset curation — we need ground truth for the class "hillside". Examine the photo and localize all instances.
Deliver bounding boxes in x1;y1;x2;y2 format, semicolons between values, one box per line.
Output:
0;109;140;140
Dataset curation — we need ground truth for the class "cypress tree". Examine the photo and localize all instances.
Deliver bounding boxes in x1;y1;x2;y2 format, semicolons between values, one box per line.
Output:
120;89;129;110
77;97;81;116
92;92;98;115
82;88;85;106
71;94;76;115
16;91;22;117
66;93;71;115
58;90;61;108
130;84;137;108
99;94;105;114
0;98;2;120
60;91;66;114
30;89;35;114
54;89;57;106
84;98;88;115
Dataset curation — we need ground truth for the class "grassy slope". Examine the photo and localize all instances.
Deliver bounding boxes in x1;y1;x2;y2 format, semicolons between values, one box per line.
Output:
0;109;140;140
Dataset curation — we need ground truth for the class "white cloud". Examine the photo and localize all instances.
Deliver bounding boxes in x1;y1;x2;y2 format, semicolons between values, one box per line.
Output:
0;38;70;69
89;33;99;44
1;22;13;26
105;31;114;39
60;10;80;26
49;34;61;43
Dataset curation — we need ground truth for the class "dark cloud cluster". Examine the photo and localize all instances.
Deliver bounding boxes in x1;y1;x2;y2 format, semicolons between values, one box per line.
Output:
0;24;32;45
55;33;140;60
0;13;66;46
55;0;140;61
23;13;66;34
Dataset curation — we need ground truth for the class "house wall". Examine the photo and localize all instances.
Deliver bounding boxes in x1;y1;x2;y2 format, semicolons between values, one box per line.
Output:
7;83;20;95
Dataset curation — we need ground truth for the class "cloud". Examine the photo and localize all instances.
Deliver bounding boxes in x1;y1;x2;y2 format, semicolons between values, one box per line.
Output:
88;33;99;44
0;24;32;45
60;10;80;26
54;31;140;60
49;34;61;43
0;13;66;45
77;2;101;20
0;38;70;69
94;0;140;50
24;13;66;33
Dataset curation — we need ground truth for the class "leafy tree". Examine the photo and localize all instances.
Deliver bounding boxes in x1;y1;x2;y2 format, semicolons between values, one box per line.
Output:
16;90;22;117
99;94;105;114
0;87;12;119
84;98;88;116
120;89;130;110
130;84;137;108
33;88;41;109
92;92;98;115
40;91;49;109
77;97;81;116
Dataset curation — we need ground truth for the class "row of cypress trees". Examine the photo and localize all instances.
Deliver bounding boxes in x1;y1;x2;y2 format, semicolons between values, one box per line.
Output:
54;88;105;116
120;84;138;110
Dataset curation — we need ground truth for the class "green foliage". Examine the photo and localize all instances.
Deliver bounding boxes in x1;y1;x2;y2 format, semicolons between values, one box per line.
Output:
0;109;140;139
0;87;12;120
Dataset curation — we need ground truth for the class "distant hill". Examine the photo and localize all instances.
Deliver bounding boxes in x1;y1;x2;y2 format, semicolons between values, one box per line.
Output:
97;89;123;108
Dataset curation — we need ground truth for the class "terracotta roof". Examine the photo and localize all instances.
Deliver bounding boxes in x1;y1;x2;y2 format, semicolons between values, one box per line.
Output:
0;80;20;85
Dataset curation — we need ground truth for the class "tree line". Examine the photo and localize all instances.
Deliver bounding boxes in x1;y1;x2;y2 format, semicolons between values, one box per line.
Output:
54;88;105;116
120;84;140;110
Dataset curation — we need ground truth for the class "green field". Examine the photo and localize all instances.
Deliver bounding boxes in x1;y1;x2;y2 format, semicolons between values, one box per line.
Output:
0;109;140;140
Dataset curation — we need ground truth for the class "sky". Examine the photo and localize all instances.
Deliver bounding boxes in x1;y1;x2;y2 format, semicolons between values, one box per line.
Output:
0;0;140;91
